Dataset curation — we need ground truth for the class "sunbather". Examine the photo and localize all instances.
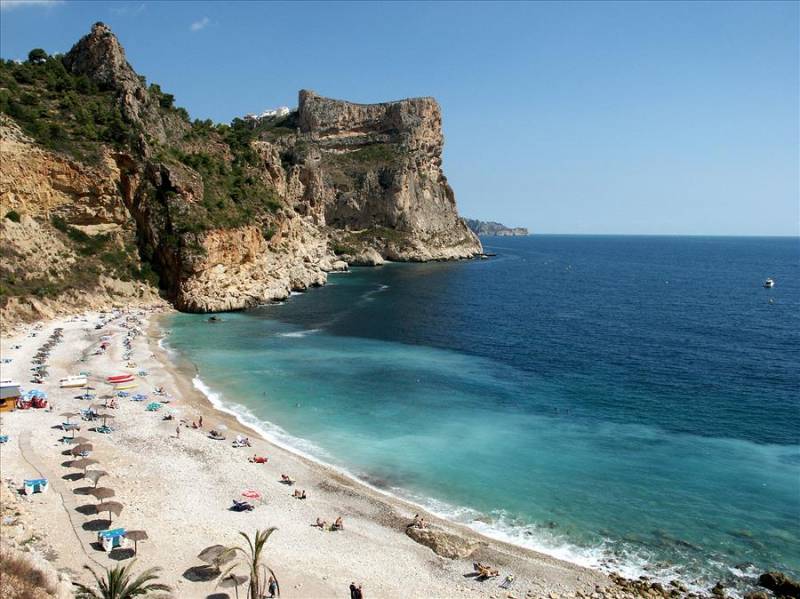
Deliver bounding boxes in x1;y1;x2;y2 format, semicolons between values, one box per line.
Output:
280;474;295;485
314;518;327;529
332;517;344;531
249;455;268;464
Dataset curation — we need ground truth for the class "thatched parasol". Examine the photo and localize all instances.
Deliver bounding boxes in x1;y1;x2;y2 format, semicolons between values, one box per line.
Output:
124;530;148;555
96;413;115;427
88;487;115;502
72;436;91;445
70;443;93;457
84;470;107;486
60;411;79;421
95;501;123;522
219;573;249;599
70;457;99;472
197;544;234;568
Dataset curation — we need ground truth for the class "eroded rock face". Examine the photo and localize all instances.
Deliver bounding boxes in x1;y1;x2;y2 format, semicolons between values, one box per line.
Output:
297;90;482;261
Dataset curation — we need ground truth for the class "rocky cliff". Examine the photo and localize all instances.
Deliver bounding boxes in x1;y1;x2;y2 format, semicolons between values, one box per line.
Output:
465;219;529;236
0;23;481;322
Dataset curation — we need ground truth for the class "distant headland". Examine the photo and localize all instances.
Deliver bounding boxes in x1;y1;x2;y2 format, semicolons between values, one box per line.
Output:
465;219;529;236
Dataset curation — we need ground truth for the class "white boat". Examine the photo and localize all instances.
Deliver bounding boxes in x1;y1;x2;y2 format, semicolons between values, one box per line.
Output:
764;278;775;288
59;375;88;388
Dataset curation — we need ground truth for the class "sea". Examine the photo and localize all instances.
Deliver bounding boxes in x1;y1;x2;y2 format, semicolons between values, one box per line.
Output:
163;235;800;592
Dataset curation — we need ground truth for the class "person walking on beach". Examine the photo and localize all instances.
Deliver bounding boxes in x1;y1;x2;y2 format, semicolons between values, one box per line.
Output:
198;415;203;428
175;424;180;438
350;582;357;599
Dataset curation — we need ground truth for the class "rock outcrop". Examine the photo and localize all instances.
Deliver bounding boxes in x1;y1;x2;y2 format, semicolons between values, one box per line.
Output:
1;23;482;322
405;526;483;559
758;572;800;599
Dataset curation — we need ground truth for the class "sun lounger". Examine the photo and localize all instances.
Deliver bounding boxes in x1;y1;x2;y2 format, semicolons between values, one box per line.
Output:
98;528;127;552
23;478;48;495
145;402;161;412
96;425;113;434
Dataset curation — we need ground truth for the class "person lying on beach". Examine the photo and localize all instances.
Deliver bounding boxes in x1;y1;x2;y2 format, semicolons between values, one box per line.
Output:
191;421;198;429
280;474;295;485
332;516;344;531
314;518;327;529
249;455;268;464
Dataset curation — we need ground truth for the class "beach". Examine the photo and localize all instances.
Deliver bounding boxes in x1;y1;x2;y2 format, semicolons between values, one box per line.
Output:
0;308;611;599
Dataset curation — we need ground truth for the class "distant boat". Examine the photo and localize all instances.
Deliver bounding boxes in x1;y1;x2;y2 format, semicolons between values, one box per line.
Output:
764;278;775;288
60;375;88;388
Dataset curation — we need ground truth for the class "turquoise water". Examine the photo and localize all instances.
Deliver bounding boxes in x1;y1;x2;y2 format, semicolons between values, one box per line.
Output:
164;236;800;590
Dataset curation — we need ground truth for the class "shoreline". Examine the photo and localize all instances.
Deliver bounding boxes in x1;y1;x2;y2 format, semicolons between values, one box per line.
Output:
149;310;613;593
1;308;615;599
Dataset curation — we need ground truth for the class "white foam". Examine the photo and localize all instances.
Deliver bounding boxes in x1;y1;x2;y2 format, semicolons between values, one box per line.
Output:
277;328;321;338
185;372;725;595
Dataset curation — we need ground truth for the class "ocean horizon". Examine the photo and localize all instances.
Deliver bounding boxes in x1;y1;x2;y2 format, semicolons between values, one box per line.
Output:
164;235;800;592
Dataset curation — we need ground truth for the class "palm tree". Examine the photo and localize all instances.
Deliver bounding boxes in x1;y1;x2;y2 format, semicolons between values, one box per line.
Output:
220;528;280;599
73;561;171;599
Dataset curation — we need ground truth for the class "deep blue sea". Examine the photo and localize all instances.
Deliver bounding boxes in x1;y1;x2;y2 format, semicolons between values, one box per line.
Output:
165;236;800;590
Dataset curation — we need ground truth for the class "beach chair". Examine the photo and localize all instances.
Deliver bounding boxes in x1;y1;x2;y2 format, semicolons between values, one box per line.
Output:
96;425;113;434
23;478;48;495
98;528;127;552
145;402;161;412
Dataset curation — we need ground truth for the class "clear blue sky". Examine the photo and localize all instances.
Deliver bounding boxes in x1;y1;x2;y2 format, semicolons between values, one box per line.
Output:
1;0;797;235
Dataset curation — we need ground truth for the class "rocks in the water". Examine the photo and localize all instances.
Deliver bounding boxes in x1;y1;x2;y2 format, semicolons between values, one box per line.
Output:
405;526;481;559
758;571;800;599
346;247;385;267
711;582;726;597
744;592;769;599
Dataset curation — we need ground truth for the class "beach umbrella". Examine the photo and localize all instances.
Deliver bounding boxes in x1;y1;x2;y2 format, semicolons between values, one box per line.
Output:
88;487;115;502
60;411;79;421
84;470;107;486
219;573;249;599
198;544;234;568
95;501;123;522
124;530;148;555
70;443;93;456
70;457;98;472
97;413;115;427
72;436;91;445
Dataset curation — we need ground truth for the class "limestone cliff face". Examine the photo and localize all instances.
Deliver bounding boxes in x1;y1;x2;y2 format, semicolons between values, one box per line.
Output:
295;90;481;261
0;118;162;325
1;23;481;320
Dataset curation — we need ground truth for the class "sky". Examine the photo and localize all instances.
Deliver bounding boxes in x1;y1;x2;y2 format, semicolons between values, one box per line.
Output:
1;0;798;236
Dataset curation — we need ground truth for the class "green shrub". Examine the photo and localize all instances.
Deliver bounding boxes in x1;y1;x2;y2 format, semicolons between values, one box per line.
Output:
4;210;21;223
